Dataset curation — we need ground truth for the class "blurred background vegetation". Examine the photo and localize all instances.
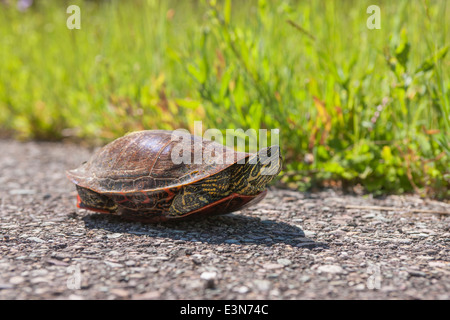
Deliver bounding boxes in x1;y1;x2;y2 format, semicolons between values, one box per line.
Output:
1;0;449;198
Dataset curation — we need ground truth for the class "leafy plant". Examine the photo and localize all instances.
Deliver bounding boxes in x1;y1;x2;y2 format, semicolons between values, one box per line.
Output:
0;0;448;198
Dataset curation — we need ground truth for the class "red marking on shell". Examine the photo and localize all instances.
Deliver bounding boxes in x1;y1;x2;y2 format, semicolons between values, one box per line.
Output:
116;192;130;204
164;187;175;198
141;190;152;204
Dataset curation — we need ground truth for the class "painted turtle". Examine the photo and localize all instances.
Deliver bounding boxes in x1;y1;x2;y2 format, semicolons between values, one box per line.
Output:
67;130;282;222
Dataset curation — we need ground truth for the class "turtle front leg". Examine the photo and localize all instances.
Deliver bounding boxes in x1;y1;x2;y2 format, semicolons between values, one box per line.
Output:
168;183;231;217
168;187;217;217
168;169;232;218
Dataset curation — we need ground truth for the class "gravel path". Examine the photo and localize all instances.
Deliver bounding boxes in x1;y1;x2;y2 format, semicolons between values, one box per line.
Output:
0;140;449;300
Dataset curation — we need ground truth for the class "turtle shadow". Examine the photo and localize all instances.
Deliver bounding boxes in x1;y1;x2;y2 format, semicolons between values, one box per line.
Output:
81;213;327;249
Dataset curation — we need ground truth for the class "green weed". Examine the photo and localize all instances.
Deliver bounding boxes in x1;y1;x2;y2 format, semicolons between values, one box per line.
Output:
0;0;448;198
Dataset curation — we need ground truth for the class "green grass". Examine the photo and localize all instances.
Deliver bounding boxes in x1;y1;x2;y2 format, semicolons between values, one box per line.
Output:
1;0;449;198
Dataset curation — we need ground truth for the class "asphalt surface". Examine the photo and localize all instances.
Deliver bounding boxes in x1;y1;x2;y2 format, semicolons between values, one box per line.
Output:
0;139;449;300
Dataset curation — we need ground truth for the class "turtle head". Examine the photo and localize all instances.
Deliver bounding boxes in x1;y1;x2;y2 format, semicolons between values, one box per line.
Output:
233;145;282;195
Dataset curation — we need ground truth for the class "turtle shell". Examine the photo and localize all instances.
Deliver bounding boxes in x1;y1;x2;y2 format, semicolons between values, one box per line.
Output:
67;130;250;194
